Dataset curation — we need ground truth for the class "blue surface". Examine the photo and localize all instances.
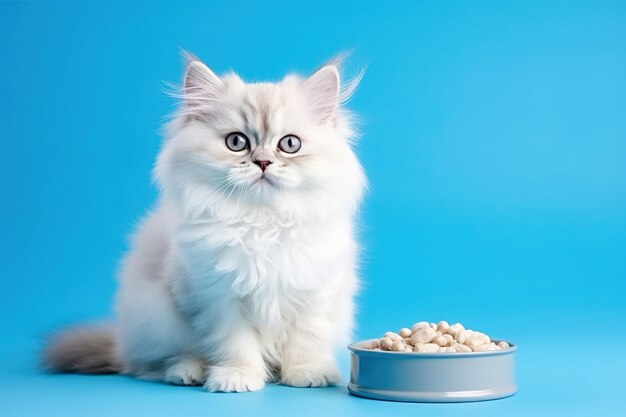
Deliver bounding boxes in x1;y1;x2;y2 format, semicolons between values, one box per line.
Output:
1;1;625;416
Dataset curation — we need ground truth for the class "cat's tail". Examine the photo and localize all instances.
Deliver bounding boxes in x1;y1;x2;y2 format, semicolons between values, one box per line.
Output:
41;324;120;374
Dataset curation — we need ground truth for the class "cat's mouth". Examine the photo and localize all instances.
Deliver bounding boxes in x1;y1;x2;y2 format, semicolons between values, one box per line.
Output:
255;175;276;187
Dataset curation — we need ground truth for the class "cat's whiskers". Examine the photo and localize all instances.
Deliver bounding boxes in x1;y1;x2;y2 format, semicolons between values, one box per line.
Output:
211;178;235;197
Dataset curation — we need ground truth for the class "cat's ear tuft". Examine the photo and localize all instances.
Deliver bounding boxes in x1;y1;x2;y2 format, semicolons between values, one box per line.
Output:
304;65;341;123
183;56;223;108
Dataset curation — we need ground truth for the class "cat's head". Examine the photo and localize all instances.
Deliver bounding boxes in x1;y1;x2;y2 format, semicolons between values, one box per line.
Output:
156;53;366;219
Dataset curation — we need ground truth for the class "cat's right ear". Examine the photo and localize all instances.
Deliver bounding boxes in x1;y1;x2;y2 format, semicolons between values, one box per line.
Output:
183;58;223;108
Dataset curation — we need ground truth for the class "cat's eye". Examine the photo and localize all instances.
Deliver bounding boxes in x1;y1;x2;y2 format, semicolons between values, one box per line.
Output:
277;135;301;154
225;132;250;152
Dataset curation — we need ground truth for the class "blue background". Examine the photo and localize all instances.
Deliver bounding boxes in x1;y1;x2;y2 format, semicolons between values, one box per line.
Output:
1;1;625;416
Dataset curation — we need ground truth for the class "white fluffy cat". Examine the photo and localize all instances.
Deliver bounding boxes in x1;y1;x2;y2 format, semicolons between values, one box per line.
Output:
43;53;366;392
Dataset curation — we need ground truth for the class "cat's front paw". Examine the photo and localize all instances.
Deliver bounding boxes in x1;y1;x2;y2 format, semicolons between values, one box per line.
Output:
281;362;341;388
204;366;265;393
164;355;205;386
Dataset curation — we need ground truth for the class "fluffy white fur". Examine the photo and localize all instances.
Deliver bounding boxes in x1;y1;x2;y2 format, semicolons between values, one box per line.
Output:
43;54;366;392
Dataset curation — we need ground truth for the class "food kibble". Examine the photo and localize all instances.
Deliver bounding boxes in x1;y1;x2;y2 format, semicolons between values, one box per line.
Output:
367;321;511;353
399;328;412;338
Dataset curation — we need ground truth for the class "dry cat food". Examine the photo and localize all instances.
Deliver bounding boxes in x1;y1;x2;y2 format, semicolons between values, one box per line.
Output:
367;321;510;353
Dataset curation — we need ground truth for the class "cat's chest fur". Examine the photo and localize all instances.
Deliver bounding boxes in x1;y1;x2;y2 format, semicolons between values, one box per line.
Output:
176;210;346;325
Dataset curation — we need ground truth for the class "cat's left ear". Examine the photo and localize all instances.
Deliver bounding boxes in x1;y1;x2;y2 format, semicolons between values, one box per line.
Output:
304;65;341;123
183;56;223;108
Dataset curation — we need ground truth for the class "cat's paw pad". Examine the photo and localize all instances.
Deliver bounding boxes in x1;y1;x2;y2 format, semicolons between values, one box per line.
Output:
204;366;265;392
281;362;341;388
164;356;205;386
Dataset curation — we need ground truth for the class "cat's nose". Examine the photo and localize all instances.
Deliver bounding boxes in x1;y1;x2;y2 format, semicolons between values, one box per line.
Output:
253;160;272;172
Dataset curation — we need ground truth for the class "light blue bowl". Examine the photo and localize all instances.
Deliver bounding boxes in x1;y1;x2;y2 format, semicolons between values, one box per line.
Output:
348;339;517;402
